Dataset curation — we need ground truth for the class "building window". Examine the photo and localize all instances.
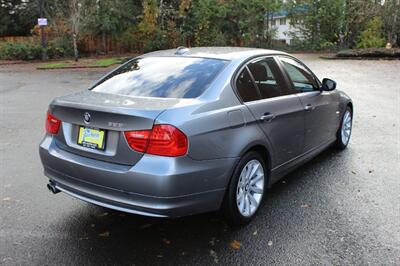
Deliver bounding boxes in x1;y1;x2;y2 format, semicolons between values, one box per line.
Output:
280;18;286;25
271;19;276;26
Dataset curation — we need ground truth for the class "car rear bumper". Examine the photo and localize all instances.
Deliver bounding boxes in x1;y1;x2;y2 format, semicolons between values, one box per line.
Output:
39;135;237;217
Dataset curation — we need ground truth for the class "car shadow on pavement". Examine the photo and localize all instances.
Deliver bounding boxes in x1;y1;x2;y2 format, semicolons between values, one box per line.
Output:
46;147;348;265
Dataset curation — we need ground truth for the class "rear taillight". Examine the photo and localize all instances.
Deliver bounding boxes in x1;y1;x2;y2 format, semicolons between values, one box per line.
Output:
124;130;151;153
124;124;188;157
147;125;188;156
46;111;61;134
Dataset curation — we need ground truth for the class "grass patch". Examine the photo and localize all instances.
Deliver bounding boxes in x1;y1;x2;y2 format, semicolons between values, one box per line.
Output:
39;62;69;69
92;58;123;67
37;57;125;69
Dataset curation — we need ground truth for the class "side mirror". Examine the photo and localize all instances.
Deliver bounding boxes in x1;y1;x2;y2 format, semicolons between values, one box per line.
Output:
321;78;336;91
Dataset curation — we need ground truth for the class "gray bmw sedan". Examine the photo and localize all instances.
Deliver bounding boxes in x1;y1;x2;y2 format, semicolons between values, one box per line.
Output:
39;47;353;225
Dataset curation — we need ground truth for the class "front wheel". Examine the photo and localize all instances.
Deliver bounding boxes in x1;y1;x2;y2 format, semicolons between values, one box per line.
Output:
222;151;266;226
335;107;353;150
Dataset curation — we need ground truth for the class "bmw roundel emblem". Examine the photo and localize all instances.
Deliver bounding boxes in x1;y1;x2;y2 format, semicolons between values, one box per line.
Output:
83;112;91;124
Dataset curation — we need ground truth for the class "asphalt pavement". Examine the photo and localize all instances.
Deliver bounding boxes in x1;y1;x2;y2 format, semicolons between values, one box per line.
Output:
1;55;399;265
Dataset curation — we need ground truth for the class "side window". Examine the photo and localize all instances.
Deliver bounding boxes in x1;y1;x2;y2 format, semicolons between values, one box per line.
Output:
279;57;319;93
247;58;288;99
236;68;260;102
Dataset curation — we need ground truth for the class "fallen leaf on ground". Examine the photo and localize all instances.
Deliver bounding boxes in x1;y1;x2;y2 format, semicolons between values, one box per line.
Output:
268;240;273;246
301;203;311;208
351;171;357;175
98;231;110;237
229;240;242;249
2;197;11;201
162;238;171;245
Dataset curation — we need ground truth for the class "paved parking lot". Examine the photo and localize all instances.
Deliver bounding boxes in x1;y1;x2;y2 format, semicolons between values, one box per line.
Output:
1;55;399;265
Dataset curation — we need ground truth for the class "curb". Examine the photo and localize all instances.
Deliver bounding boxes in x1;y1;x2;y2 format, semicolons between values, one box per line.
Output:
320;56;400;60
36;65;117;70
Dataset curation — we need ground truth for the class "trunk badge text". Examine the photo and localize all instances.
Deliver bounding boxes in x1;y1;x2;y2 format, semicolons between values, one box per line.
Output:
84;112;91;124
108;122;124;128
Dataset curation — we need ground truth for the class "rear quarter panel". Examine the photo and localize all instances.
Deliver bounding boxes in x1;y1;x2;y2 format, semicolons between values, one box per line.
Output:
155;81;272;163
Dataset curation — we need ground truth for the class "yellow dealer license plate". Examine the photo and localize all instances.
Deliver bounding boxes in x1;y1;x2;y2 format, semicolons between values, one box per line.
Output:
77;126;106;150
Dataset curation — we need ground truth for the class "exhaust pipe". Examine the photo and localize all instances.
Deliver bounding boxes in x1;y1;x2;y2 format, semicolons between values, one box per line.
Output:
47;181;61;194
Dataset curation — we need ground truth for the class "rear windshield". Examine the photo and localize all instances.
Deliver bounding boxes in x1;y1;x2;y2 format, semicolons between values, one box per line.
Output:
91;57;228;98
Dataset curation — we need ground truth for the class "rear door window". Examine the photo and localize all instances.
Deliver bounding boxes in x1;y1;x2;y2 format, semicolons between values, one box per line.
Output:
91;57;228;98
236;68;261;102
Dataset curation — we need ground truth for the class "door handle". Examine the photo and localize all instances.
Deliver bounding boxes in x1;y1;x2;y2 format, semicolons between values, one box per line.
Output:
260;113;275;122
304;104;315;111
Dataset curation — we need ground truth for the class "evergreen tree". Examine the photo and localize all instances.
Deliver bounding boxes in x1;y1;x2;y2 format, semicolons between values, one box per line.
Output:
0;0;39;36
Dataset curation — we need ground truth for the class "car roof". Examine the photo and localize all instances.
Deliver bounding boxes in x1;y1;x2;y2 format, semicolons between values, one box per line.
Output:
141;47;290;62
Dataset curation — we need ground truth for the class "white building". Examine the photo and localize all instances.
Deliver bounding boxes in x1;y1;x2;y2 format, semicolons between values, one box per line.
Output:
266;10;303;45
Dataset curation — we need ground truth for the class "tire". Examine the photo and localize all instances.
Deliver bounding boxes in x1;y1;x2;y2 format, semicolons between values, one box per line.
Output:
222;151;267;226
335;106;353;150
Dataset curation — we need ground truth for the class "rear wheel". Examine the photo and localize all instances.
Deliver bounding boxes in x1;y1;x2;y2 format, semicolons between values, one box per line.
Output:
222;151;266;225
335;106;352;150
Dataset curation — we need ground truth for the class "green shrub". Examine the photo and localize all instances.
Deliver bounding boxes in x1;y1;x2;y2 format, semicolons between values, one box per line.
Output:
0;42;43;60
118;29;139;52
0;38;75;60
47;36;74;58
319;41;337;51
356;17;386;49
283;36;338;52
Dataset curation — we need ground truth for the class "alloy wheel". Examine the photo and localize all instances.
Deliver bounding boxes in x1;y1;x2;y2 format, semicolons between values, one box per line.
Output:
341;110;352;145
236;159;264;217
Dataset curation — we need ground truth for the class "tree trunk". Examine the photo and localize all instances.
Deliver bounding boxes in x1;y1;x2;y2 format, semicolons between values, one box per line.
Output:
265;11;270;47
72;33;79;62
102;32;107;54
392;0;399;46
159;0;164;30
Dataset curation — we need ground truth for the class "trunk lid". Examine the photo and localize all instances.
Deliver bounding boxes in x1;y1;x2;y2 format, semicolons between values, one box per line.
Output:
49;90;192;165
